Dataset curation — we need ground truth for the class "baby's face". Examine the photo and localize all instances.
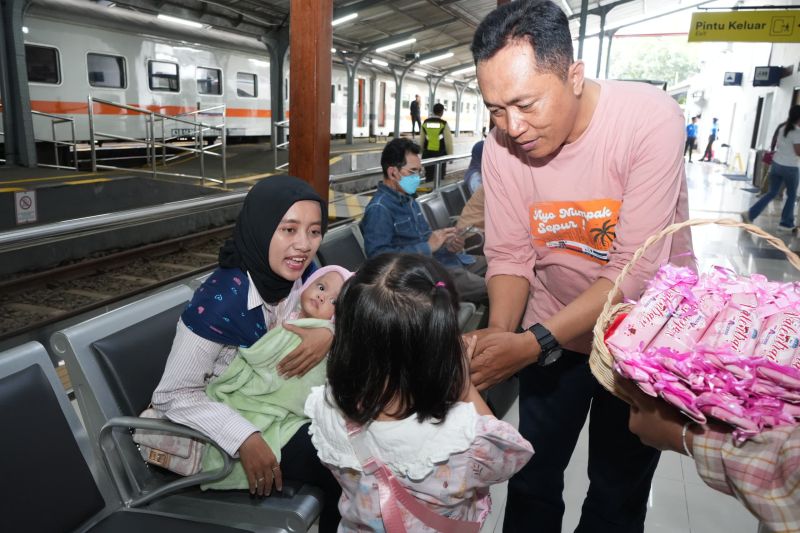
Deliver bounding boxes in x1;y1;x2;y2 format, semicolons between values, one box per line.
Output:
300;272;345;320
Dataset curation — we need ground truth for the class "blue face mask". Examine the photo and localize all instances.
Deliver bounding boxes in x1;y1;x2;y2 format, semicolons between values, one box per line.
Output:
397;173;421;195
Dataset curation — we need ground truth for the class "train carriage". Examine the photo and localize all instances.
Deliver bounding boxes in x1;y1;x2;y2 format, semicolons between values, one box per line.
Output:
3;0;483;148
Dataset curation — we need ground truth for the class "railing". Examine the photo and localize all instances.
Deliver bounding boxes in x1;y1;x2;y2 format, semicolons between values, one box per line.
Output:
0;151;472;251
271;119;289;171
0;191;246;254
0;128;4;164
87;96;227;187
32;110;79;170
330;152;471;190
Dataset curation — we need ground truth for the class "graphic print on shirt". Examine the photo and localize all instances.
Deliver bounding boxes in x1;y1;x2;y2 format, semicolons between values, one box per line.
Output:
530;199;621;264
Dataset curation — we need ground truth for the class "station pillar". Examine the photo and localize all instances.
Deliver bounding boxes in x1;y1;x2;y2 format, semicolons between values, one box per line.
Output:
0;0;37;167
288;0;332;198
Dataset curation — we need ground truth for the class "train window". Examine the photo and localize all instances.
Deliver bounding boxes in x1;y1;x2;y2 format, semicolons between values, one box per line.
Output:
87;53;126;89
25;44;60;84
149;60;179;92
197;67;222;95
451;101;456;112
237;72;257;98
331;84;335;103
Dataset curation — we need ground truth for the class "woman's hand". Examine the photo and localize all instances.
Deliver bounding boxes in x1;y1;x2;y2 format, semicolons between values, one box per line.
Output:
277;324;333;378
238;433;283;496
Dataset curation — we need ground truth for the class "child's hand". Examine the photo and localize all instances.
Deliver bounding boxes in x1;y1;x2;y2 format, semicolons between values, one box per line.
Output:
464;334;478;360
278;324;333;378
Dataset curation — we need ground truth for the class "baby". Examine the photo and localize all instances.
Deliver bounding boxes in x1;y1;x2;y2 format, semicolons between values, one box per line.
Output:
202;265;353;490
291;265;352;321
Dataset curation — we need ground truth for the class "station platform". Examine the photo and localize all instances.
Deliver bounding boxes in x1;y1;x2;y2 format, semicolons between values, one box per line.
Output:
0;134;480;276
0;134;481;191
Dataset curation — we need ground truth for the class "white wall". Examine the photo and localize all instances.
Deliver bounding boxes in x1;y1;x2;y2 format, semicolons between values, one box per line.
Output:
678;40;799;173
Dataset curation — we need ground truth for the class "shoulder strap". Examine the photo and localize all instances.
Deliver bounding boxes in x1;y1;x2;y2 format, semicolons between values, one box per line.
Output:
345;421;480;533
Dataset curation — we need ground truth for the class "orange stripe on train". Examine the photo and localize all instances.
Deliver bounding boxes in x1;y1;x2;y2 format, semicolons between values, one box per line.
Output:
29;101;270;118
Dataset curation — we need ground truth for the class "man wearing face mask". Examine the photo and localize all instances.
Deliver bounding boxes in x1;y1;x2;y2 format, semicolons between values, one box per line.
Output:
360;138;488;304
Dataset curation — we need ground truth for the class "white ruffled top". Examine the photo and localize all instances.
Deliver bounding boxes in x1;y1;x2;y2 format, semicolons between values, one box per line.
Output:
304;385;477;481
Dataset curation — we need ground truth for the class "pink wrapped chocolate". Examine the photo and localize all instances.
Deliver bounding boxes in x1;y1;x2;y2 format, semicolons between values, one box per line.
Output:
606;264;697;358
699;292;762;357
754;311;800;365
649;291;726;353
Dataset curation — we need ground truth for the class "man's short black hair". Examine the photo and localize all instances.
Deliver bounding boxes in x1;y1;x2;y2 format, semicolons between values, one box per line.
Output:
381;138;420;178
432;103;445;116
471;0;573;81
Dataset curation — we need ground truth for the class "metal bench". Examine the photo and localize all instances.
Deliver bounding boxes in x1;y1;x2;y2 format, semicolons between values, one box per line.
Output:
50;285;322;532
0;341;269;533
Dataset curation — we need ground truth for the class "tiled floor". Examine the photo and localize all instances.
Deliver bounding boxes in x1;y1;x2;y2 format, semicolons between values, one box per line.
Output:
482;160;800;532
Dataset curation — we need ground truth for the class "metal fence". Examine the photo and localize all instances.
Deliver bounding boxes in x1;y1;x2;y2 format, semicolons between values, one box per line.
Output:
87;96;227;186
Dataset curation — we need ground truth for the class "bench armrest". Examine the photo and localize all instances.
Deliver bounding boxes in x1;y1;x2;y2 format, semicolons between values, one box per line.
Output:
100;416;234;508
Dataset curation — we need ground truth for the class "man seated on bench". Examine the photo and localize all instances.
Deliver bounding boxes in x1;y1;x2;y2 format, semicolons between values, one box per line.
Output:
359;138;488;304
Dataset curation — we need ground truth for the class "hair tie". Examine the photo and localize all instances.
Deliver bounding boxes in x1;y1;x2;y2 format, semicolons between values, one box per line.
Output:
435;281;446;287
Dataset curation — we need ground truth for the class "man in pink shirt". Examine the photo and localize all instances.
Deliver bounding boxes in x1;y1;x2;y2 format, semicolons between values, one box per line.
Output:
468;1;692;532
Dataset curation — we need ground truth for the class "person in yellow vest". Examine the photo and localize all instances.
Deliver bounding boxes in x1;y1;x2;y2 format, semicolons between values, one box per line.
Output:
421;102;454;183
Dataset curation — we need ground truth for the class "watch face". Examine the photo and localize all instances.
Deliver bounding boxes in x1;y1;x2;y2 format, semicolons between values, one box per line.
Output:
543;348;562;366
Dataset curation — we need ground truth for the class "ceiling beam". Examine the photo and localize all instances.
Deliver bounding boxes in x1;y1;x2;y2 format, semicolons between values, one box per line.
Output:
360;17;456;52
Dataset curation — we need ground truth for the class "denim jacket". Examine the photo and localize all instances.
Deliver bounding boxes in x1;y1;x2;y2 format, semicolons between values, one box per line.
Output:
360;183;474;269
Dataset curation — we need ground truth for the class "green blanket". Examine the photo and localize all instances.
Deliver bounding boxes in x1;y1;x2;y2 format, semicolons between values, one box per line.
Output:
201;318;330;490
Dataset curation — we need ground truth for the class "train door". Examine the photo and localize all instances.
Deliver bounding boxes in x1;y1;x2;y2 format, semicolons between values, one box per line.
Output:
378;81;386;128
357;77;365;129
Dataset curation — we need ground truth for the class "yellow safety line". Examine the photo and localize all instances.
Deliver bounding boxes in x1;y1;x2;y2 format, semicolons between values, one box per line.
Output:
65;178;112;185
0;187;25;193
0;172;106;185
222;172;275;185
329;155;342;165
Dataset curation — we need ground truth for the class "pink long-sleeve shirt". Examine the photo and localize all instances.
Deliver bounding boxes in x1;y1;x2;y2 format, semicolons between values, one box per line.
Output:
483;79;693;355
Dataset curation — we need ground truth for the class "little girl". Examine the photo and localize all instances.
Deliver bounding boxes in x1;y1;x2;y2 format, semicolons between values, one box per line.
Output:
202;265;352;490
305;253;533;532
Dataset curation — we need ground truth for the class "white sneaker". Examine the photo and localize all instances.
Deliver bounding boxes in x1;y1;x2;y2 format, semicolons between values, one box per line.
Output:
775;225;794;234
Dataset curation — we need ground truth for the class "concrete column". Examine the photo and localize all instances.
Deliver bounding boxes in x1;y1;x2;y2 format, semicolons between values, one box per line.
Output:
576;0;588;60
596;9;608;78
288;0;332;197
604;29;619;80
391;62;416;139
340;52;364;145
453;82;466;136
264;26;289;146
1;0;36;167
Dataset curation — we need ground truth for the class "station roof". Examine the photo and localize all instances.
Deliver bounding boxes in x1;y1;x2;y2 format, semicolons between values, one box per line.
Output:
98;0;711;80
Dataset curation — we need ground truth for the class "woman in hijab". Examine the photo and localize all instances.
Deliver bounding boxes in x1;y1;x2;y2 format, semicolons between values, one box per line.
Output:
152;175;341;530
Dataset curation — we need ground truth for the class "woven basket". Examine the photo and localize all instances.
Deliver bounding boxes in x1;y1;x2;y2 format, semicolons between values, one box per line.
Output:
588;217;800;401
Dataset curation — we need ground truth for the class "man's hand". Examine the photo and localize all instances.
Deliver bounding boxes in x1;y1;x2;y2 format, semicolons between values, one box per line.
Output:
277;324;333;378
428;228;458;253
618;375;690;454
470;330;537;390
238;433;283;496
445;234;466;253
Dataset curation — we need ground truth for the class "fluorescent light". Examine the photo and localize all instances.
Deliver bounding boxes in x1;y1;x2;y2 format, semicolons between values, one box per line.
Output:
451;65;475;76
445;77;454;83
419;52;453;65
157;14;204;28
331;48;337;53
332;13;358;26
22;26;29;33
559;0;573;16
414;69;428;76
371;59;389;66
375;37;416;53
249;59;270;67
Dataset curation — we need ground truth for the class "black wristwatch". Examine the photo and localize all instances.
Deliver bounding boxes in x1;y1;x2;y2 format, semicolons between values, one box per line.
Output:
528;323;562;366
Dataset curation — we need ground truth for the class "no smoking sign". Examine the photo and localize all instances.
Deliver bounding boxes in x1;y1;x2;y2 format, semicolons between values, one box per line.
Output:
15;190;38;225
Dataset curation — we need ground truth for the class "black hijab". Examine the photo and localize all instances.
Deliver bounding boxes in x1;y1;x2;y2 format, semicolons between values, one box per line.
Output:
218;175;328;304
